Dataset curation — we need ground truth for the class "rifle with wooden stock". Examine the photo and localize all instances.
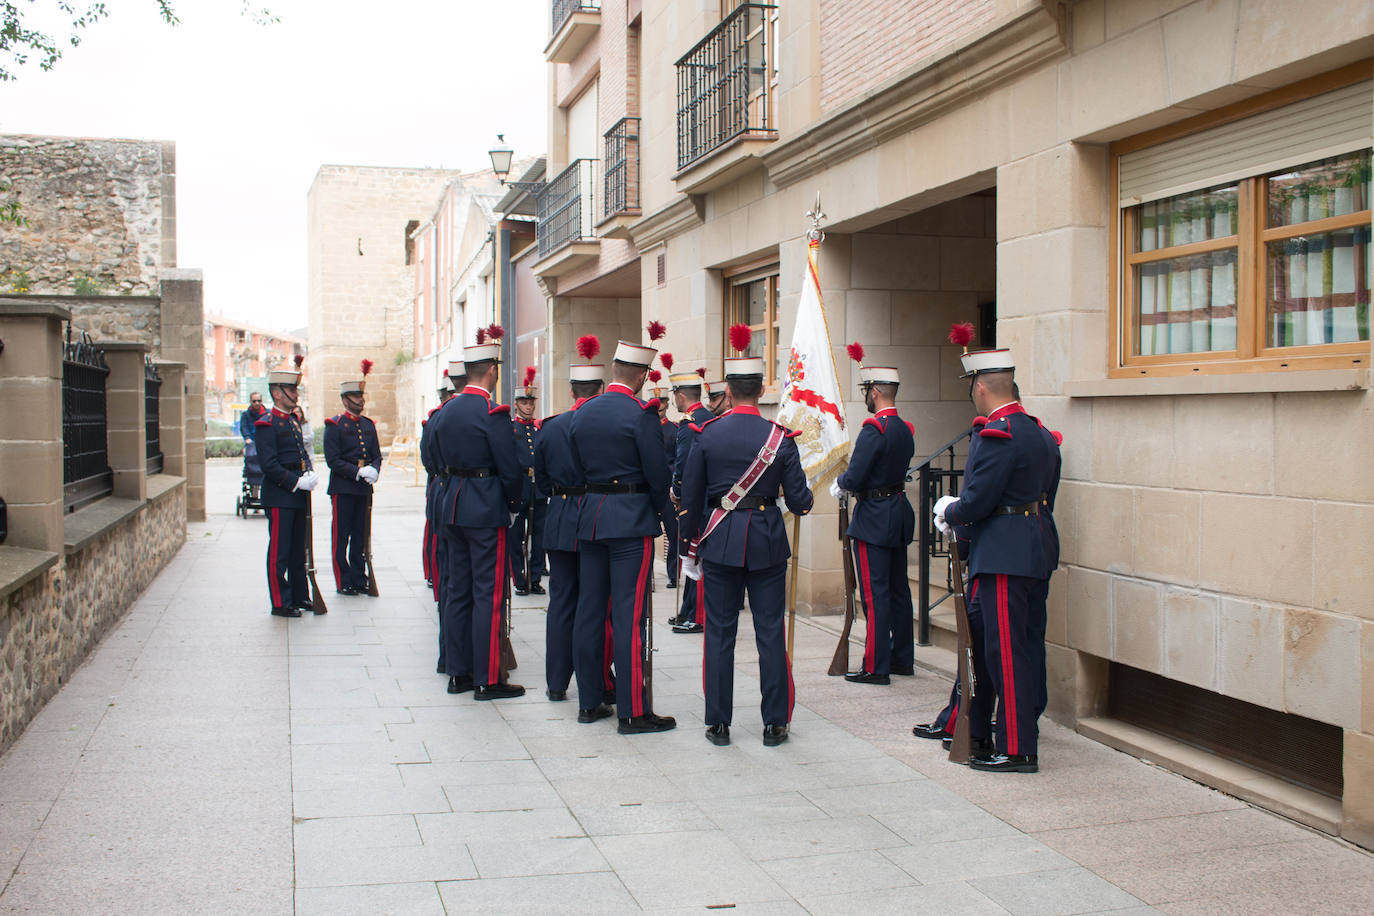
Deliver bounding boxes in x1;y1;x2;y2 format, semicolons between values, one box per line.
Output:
828;491;858;676
500;543;518;676
947;544;975;764
302;497;328;615
363;489;380;597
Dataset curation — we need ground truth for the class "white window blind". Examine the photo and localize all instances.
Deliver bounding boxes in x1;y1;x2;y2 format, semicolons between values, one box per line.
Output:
1119;79;1373;206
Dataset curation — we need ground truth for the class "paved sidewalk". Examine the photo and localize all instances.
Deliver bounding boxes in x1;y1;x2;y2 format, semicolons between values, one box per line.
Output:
1;461;1370;914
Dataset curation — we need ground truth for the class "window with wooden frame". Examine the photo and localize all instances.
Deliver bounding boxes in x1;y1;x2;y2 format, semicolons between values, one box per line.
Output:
1111;65;1372;377
723;258;780;385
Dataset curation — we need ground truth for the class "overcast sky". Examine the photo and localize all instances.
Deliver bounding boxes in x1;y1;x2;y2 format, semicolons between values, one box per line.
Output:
0;0;549;332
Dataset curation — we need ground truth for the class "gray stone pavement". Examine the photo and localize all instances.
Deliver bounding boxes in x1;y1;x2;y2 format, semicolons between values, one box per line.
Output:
2;459;1371;914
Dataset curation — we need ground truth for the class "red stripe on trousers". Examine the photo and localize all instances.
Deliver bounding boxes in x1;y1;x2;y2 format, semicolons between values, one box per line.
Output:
489;527;506;683
856;541;876;672
429;528;440;601
946;700;958;735
996;574;1019;755
267;508;282;608
422;519;432;580
694;574;706;624
331;495;343;588
630;536;651;717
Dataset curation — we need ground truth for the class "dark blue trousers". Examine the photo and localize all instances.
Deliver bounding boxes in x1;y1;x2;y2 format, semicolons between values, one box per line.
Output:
852;539;913;676
678;572;705;625
545;549;578;693
442;524;508;686
330;493;369;591
662;498;679;581
575;537;654;717
265;505;308;609
702;560;794;729
1029;576;1050;720
978;573;1040;757
510;499;547;589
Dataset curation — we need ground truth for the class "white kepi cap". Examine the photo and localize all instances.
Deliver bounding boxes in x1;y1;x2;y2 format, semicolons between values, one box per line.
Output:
569;364;604;382
612;340;657;367
463;343;502;363
669;372;703;390
724;356;765;377
268;368;301;386
339;379;364;395
447;359;466;380
859;366;900;385
959;349;1015;378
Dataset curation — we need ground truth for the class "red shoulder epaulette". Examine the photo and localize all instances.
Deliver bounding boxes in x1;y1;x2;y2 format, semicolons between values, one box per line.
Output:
324;416;339;426
641;399;658;412
862;417;884;432
973;415;989;427
689;415;723;435
979;418;1012;440
427;405;441;418
773;422;801;439
420;419;427;428
254;417;272;427
489;404;511;415
1051;430;1064;446
904;420;915;435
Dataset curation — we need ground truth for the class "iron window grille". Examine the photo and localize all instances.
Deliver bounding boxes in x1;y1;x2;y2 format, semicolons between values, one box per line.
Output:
552;0;600;37
145;358;163;475
675;3;777;171
603;117;641;219
62;326;112;512
536;158;600;259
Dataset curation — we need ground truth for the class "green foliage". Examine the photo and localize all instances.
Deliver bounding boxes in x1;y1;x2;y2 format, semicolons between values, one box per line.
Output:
394;349;414;366
3;267;30;292
205;437;244;459
71;272;103;295
0;176;23;226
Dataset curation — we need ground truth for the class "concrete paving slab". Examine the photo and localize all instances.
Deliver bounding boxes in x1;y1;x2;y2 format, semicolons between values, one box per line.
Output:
436;872;639;914
296;881;447;916
758;849;918;898
970;866;1146;915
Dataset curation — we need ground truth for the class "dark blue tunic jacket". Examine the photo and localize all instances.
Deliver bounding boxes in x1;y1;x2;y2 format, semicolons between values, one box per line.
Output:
533;397;591;553
672;402;713;498
838;407;916;548
431;386;522;529
323;411;382;496
680;406;814;569
253;407;311;509
569;383;669;541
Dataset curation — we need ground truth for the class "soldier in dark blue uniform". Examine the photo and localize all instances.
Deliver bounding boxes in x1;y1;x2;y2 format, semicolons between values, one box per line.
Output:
510;369;547;596
421;364;461;676
668;369;715;634
680;350;813;747
533;359;603;702
568;340;674;734
832;360;916;684
648;372;678;588
431;337;525;700
932;347;1061;772
324;366;383;596
254;363;320;617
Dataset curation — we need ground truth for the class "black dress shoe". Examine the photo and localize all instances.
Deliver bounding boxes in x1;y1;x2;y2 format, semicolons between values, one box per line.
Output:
705;724;730;746
602;688;617;705
529;583;546;595
577;704;614;723
844;671;890;685
295;600;315;613
890;664;915;676
762;724;789;747
666;580;677;589
546;689;567;702
514;588;529;597
671;621;703;634
619;713;677;734
270;606;301;618
336;586;357;596
447;675;474;694
942;736;995;755
969;753;1038;773
474;683;526;701
911;722;948;740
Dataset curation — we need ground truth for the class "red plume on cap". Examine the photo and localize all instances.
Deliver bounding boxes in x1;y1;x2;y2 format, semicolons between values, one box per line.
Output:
948;322;975;349
696;367;707;378
475;327;488;345
728;323;753;353
294;353;304;369
659;352;674;371
360;358;374;377
576;335;600;360
646;319;666;341
523;366;536;387
648;369;662;383
846;342;865;364
485;323;505;341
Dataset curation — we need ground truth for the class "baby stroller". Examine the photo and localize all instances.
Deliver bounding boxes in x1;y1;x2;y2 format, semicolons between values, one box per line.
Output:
236;437;265;518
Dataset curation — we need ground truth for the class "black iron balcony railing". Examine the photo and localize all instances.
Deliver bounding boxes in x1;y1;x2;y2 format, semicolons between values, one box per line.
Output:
145;357;163;475
675;3;776;171
62;326;112;512
552;0;600;37
603;117;641;219
536;158;599;260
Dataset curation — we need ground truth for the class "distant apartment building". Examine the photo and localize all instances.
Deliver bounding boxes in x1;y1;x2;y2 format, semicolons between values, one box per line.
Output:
202;313;305;422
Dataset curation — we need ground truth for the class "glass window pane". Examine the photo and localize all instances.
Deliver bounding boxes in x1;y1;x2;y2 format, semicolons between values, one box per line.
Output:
1265;226;1372;347
1136;183;1239;252
1267;150;1371;228
1134;249;1238;355
746;278;768;326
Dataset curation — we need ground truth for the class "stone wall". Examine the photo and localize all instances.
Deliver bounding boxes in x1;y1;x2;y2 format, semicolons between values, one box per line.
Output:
0;567;61;752
0;135;174;297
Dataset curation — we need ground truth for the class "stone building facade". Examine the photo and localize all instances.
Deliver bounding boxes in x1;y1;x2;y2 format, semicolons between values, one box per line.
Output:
203;313;305;422
525;0;1374;847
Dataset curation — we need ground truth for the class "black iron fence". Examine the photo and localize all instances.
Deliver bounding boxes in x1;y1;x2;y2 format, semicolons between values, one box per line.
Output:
552;0;599;36
603;117;641;219
675;3;776;171
914;427;972;646
536;158;599;259
62;326;112;511
145;358;163;475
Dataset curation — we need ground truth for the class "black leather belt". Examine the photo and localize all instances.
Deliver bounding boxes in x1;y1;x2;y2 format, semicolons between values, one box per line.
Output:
710;494;777;510
860;482;905;500
994;501;1040;516
586;482;648;494
553;485;585;496
445;466;495;478
282;462;305;471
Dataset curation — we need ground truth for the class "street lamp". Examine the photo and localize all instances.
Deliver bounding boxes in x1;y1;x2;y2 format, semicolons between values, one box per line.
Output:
487;134;546;193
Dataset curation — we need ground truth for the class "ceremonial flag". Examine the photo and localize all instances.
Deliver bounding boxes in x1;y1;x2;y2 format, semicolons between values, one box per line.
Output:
776;238;850;487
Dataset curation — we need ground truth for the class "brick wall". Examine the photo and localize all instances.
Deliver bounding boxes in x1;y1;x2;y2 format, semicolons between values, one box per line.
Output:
819;0;995;113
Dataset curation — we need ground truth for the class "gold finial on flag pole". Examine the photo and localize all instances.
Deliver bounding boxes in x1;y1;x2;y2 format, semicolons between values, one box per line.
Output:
805;192;826;244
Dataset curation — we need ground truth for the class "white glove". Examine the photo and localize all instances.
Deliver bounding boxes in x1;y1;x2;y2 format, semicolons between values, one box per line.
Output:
296;471;319;492
934;494;958;517
828;481;843;500
680;555;702;581
509;512;519;526
357;466;379;484
933;513;951;536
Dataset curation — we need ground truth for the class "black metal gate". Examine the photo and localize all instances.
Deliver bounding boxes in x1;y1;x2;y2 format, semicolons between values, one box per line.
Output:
62;327;112;511
145;358;163;475
914;428;972;645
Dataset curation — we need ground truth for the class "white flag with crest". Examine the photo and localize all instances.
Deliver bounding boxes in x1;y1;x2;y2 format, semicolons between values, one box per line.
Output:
776;238;850;487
